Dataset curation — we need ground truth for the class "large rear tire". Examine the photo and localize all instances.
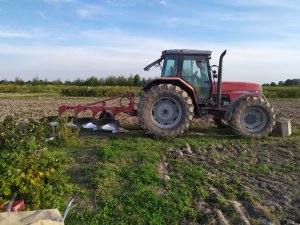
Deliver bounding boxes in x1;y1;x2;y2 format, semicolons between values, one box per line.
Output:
138;84;194;137
229;97;275;138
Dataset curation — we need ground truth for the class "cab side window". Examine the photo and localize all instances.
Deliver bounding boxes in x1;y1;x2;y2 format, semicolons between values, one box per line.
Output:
161;55;178;77
182;56;211;100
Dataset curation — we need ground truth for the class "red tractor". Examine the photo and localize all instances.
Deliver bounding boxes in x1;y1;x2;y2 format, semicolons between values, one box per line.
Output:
138;49;276;138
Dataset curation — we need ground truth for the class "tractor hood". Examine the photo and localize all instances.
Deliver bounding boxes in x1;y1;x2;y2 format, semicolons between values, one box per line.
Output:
213;81;262;101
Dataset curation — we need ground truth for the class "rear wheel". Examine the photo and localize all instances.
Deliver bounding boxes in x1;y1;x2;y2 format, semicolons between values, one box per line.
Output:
138;84;194;137
229;97;275;138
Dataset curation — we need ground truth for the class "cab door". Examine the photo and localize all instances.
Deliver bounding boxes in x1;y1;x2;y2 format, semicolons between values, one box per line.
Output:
181;55;212;101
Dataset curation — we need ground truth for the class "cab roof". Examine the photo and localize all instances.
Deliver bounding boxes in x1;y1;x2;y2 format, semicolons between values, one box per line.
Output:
162;49;212;56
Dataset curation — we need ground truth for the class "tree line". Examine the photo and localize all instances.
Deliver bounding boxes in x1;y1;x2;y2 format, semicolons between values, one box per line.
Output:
0;74;154;87
1;76;299;87
262;78;300;87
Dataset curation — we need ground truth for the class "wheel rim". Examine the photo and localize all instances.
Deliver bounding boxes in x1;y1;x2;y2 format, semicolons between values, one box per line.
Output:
241;107;267;132
150;97;183;129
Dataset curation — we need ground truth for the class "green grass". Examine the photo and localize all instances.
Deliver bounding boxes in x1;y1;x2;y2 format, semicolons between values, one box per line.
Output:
64;127;300;224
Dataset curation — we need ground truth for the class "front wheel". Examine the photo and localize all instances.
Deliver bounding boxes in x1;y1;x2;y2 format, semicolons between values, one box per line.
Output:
229;97;275;138
137;84;194;137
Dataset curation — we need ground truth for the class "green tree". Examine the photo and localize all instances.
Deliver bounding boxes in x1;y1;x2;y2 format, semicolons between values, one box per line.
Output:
73;78;83;86
15;76;24;85
133;74;141;86
117;76;128;86
105;76;117;86
127;75;134;86
284;79;300;86
85;76;99;86
278;81;284;86
52;79;63;85
32;77;44;85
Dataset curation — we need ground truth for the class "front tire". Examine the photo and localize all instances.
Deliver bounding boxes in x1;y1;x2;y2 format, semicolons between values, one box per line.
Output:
138;84;194;137
229;97;275;138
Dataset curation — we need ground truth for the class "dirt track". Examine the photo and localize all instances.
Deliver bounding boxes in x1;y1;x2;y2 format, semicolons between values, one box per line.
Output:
168;141;300;224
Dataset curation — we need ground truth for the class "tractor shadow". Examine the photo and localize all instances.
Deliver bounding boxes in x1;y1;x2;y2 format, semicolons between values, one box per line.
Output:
79;125;239;140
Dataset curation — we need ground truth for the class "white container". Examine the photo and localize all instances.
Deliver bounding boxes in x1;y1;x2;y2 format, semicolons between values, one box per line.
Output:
274;118;292;137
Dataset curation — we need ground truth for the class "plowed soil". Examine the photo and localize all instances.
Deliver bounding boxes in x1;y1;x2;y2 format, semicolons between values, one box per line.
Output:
1;96;299;128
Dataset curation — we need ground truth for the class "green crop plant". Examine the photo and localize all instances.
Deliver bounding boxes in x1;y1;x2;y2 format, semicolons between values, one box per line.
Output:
0;116;77;210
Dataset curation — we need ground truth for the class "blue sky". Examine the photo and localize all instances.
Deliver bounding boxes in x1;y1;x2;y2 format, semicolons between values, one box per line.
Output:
0;0;299;83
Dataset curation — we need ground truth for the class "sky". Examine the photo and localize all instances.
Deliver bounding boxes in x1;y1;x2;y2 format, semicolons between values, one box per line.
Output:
0;0;300;84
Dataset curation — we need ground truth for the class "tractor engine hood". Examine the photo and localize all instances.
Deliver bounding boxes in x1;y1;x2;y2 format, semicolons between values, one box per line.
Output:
213;81;262;101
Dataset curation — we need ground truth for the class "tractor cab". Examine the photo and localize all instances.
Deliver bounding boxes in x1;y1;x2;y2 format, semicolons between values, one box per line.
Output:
145;49;214;102
161;50;212;101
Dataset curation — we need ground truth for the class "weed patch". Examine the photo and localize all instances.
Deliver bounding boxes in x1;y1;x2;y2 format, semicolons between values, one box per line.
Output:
0;116;77;210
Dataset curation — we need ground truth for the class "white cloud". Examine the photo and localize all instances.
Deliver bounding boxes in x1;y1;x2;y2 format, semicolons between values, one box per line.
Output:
0;27;32;38
161;17;201;27
220;0;300;8
36;11;48;20
76;5;104;19
42;0;76;4
159;0;167;5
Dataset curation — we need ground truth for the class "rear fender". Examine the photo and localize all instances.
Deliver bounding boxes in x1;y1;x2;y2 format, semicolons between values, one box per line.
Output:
224;93;256;120
143;78;200;115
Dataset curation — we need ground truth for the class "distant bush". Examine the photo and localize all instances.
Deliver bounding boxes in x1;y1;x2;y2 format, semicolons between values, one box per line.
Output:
3;74;153;87
0;84;143;97
0;84;61;93
60;86;142;97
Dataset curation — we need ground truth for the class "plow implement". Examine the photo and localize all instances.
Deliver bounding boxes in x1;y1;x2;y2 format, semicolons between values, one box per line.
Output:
48;92;136;133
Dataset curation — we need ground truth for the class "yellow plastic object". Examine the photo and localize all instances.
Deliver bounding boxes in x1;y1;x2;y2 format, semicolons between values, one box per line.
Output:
0;209;63;225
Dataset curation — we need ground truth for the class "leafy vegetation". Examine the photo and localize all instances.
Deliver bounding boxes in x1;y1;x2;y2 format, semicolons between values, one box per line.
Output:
263;86;300;99
0;116;79;210
0;84;299;99
1;74;153;87
0;84;142;97
60;86;142;97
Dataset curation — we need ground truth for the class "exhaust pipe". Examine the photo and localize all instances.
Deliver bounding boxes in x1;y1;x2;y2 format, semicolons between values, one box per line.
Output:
217;50;227;107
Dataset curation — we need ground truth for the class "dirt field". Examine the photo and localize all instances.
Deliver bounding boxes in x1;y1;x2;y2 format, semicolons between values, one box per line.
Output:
1;95;300;224
1;95;299;129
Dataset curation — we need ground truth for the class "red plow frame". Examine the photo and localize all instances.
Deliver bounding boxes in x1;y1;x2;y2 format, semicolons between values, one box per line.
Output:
58;92;136;118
